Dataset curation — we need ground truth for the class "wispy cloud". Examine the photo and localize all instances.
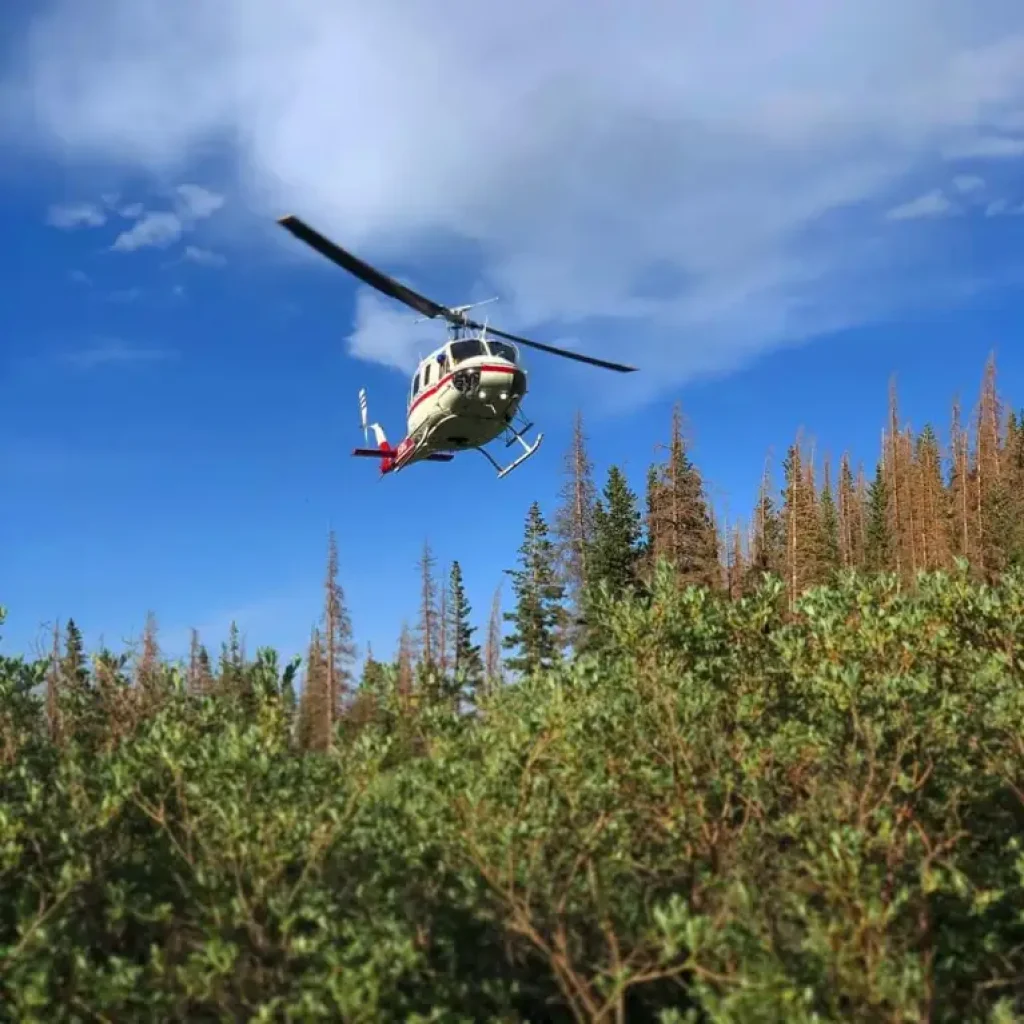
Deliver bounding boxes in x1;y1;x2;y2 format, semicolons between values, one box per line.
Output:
46;201;105;228
885;189;955;221
110;183;225;252
68;269;91;285
952;175;984;194
182;244;226;267
111;210;184;251
8;1;1024;399
986;198;1024;216
60;339;177;369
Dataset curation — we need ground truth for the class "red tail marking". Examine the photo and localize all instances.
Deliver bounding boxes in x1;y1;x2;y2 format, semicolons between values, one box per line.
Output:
378;439;395;474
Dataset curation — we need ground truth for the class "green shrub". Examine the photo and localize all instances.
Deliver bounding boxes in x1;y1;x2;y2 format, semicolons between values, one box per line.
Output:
1;572;1022;1021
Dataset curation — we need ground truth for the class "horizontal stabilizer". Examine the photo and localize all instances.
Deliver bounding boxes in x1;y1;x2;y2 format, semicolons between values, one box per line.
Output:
352;447;390;458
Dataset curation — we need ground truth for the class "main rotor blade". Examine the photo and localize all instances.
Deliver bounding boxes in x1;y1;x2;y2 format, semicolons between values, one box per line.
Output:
278;214;448;321
471;322;638;373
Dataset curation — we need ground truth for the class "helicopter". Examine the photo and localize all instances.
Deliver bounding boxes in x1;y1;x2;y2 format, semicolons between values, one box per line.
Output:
277;214;637;479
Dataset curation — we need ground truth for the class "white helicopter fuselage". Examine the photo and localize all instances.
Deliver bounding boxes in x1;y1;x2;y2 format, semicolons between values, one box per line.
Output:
405;336;528;453
355;330;543;479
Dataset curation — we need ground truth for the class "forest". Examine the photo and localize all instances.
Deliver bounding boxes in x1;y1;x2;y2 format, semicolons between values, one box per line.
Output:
1;352;1023;1021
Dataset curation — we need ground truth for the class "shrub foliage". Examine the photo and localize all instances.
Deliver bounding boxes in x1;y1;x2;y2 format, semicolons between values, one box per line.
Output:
2;561;1023;1022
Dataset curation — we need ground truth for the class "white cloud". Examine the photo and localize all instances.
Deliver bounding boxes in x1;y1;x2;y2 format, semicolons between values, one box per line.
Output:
46;201;105;228
175;183;224;220
986;197;1024;215
61;338;177;369
68;268;91;284
182;244;226;266
119;201;144;218
110;185;224;252
8;1;1024;395
111;210;184;251
952;174;984;193
885;189;955;220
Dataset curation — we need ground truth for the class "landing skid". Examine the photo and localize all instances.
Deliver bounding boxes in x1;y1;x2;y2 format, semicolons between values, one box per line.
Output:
476;420;543;479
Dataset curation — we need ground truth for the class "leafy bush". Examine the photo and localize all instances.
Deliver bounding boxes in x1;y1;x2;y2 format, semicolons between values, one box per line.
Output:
1;570;1023;1021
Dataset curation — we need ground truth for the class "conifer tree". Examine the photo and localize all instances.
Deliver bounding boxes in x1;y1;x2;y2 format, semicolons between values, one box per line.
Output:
484;585;504;693
46;622;63;744
864;464;892;572
819;459;841;576
323;529;357;716
447;560;483;695
62;618;88;687
913;425;949;571
973;354;1012;581
747;460;785;584
396;622;416;713
948;397;974;566
503;502;565;676
588;465;643;598
837;454;864;569
297;626;329;751
416;539;439;670
648;404;720;587
552;411;597;648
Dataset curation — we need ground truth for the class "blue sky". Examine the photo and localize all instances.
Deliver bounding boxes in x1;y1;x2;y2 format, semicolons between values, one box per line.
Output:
3;1;1024;666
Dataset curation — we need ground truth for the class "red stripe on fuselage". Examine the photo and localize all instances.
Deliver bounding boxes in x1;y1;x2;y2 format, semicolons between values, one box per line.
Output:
408;363;515;416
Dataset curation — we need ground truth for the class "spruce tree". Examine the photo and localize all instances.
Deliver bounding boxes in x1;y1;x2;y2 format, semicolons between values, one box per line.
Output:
323;529;357;715
503;503;565;676
864;464;892;572
649;405;720;587
447;561;483;692
552;411;597;649
819;461;841;577
62;618;89;687
589;465;643;597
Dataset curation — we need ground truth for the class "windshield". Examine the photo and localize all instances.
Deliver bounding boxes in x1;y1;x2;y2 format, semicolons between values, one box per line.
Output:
485;340;517;363
449;339;486;363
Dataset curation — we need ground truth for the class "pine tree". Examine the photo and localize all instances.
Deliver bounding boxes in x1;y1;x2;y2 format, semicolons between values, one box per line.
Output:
484;585;504;693
46;622;63;745
973;354;1011;581
503;503;565;676
837;454;864;569
62;618;89;687
297;626;329;751
819;459;841;577
552;411;597;648
747;459;785;584
416;539;440;670
219;620;243;698
323;529;357;717
396;622;416;713
437;576;450;675
913;425;949;571
648;404;720;587
864;463;892;572
588;465;643;598
447;560;483;696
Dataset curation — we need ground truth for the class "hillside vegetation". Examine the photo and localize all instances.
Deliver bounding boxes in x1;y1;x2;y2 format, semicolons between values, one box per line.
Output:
2;354;1024;1021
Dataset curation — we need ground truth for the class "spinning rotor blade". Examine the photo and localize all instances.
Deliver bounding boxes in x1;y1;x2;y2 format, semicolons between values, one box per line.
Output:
279;214;638;373
278;214;447;321
466;321;638;373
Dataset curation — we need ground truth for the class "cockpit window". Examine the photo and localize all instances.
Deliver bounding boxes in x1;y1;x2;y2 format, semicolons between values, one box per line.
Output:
449;339;486;364
485;340;517;363
411;371;420;396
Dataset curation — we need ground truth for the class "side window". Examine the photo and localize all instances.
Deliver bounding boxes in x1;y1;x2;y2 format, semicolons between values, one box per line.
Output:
411;371;420;398
423;363;432;386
